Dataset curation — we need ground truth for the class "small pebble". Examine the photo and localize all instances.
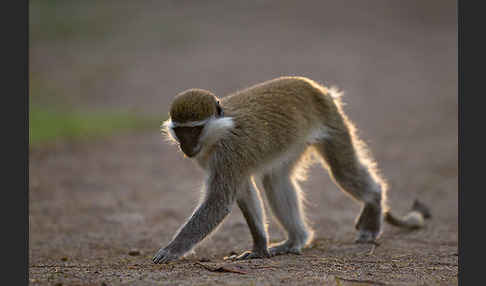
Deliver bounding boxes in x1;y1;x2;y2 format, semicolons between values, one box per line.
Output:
128;249;141;256
61;257;68;262
199;257;211;262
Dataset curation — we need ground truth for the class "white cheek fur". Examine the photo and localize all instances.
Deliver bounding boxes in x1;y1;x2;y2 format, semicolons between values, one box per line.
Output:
199;117;235;145
161;117;235;148
161;119;179;144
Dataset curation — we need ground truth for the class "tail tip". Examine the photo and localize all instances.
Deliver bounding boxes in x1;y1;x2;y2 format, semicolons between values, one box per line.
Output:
411;199;432;219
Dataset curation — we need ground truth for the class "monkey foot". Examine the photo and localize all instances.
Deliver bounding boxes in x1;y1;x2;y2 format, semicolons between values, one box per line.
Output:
225;248;271;260
268;241;303;256
354;230;380;245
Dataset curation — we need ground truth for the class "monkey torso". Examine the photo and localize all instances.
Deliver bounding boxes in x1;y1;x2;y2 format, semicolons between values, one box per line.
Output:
212;76;341;174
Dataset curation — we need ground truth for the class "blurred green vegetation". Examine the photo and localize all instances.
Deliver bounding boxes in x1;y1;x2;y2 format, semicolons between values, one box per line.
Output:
29;104;160;146
29;1;164;147
29;66;160;147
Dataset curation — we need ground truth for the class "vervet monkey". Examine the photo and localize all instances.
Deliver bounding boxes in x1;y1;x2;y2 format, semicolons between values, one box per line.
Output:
153;76;430;264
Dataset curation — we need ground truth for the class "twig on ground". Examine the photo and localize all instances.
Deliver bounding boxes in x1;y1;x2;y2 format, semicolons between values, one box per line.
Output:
194;262;248;274
335;276;388;285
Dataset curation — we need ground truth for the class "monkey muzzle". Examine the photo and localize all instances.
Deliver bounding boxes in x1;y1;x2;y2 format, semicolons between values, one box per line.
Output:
172;125;204;158
180;144;201;158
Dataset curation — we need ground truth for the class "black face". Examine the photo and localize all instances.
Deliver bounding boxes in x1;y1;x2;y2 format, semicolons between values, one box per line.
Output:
173;126;204;157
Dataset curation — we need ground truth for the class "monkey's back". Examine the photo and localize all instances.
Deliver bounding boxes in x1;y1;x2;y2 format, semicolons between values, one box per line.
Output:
219;76;338;170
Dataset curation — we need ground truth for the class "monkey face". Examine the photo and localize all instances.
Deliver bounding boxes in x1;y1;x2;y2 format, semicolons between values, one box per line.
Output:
172;126;204;157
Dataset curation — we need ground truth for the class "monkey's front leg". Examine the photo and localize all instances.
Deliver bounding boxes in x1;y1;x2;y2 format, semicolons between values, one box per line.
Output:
233;180;270;260
152;178;236;264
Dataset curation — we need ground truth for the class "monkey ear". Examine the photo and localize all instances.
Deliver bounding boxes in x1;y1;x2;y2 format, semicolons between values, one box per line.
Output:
216;100;224;117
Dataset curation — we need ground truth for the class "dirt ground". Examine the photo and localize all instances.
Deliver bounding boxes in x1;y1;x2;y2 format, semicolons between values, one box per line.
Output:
29;1;457;285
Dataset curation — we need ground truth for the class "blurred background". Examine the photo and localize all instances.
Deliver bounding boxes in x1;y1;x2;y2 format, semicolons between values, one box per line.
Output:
29;0;456;146
29;0;457;284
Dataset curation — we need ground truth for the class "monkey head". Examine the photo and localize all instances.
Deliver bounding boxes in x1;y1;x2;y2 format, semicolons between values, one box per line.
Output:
162;89;231;158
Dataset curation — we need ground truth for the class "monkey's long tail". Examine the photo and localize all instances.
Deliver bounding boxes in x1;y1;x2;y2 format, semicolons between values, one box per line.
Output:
384;199;432;229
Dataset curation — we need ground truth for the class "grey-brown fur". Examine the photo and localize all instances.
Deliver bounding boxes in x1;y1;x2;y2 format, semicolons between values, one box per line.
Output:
153;76;430;264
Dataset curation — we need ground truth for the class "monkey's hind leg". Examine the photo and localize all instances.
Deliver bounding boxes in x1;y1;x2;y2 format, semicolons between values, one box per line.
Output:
314;124;387;244
234;179;270;260
261;161;314;256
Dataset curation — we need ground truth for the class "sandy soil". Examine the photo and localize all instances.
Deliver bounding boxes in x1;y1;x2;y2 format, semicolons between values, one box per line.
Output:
29;1;457;285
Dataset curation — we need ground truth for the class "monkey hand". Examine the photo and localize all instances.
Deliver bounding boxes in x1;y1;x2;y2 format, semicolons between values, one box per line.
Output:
152;247;181;264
